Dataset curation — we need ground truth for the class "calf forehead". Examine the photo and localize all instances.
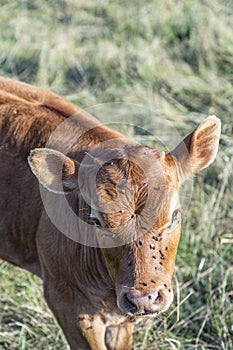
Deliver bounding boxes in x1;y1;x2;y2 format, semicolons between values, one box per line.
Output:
95;146;179;231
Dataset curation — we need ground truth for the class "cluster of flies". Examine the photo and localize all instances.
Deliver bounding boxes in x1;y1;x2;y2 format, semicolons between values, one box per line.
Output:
126;181;172;294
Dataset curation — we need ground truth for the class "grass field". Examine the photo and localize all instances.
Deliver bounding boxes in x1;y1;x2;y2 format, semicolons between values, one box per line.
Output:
0;0;232;349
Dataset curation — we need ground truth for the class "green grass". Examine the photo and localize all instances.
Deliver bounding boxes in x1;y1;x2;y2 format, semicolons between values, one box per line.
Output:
0;0;232;349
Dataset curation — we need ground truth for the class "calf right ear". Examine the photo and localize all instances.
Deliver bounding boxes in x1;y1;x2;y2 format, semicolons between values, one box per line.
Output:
28;148;79;194
170;116;221;182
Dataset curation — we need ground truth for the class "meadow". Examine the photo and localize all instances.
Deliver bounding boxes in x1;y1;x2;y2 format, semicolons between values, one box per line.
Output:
0;0;232;349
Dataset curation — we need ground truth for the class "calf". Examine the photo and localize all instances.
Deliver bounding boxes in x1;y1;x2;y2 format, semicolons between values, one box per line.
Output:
0;77;221;349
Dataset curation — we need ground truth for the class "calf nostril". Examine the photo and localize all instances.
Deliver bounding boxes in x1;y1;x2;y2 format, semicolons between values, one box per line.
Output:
124;293;137;312
154;290;163;304
146;291;163;304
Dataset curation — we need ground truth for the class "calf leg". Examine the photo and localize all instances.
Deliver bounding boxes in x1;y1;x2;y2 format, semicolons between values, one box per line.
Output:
105;322;134;350
43;281;107;350
79;314;108;350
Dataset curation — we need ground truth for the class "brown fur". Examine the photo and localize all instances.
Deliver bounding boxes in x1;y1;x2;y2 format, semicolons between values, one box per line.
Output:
0;77;220;350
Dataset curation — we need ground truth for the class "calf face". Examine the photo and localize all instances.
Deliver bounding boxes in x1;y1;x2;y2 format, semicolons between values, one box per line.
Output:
28;116;221;318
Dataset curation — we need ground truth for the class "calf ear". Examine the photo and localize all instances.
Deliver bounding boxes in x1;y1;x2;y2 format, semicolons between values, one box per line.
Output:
170;116;221;181
28;148;79;194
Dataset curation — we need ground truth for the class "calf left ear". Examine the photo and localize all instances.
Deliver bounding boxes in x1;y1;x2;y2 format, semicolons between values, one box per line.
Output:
28;148;79;194
170;116;221;181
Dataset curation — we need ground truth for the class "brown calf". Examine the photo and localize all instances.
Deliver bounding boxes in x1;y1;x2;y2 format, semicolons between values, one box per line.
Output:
0;77;221;349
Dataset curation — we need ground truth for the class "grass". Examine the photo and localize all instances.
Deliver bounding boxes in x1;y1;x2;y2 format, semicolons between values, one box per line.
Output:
0;0;232;349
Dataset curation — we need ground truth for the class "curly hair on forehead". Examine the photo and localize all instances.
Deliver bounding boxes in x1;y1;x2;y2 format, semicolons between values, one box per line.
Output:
96;154;151;195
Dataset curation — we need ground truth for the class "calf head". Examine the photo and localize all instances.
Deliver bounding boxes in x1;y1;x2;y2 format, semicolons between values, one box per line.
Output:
28;116;220;317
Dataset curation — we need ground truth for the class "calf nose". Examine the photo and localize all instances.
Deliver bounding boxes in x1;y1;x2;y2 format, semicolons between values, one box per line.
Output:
122;287;172;315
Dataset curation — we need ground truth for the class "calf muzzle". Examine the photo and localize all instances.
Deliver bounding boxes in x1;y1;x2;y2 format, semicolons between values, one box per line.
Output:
117;285;173;317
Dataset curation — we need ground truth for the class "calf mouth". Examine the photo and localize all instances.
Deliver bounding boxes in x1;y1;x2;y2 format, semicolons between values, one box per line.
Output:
126;310;160;319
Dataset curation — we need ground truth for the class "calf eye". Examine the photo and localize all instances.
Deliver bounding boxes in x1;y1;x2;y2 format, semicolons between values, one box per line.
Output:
92;218;102;228
165;209;182;233
172;209;182;224
88;216;102;228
